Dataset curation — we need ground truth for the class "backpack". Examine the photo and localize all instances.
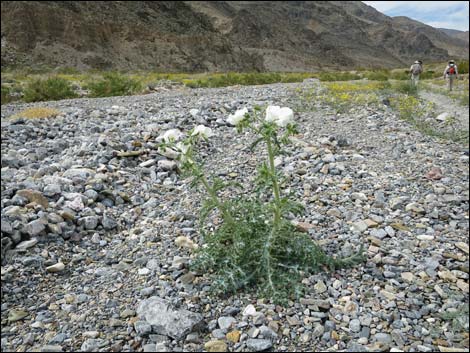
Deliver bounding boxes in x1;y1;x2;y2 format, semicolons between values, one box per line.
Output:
411;64;422;75
448;65;456;75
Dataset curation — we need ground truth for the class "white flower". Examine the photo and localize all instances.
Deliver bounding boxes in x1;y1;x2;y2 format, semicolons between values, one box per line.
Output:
175;141;193;163
191;125;214;139
175;142;190;155
157;129;183;143
265;106;294;127
227;107;248;125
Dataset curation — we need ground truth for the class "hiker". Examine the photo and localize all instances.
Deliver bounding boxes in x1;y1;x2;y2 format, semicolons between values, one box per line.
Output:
444;60;458;91
409;60;423;86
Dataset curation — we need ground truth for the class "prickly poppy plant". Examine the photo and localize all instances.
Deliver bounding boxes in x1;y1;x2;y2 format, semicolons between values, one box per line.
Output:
158;106;364;303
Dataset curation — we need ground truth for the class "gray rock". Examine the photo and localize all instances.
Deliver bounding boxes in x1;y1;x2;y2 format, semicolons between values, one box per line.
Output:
43;184;62;197
140;159;157;168
313;324;325;338
1;219;13;234
246;339;273;351
49;333;67;344
359;326;370;339
370;229;387;239
141;287;155;297
63;168;95;180
211;329;226;339
259;325;278;339
41;346;63;352
349;319;361;333
143;343;157;352
158;160;177;171
79;216;99;230
374;333;392;344
352;221;368;233
218;316;236;331
389;196;409;210
155;343;169;352
80;339;104;352
135;321;153;336
24;220;46;236
101;214;117;230
137;296;204;339
84;189;99;201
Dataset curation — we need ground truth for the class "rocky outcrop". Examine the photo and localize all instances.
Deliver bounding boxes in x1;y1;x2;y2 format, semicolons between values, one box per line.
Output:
1;1;468;72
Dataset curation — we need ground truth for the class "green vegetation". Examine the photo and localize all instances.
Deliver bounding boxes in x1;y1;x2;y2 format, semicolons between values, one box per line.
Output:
158;107;364;303
23;76;78;102
192;197;362;302
1;85;12;105
1;60;468;103
362;70;389;81
456;92;469;106
87;72;142;97
392;81;419;96
11;107;62;119
317;81;390;113
440;304;469;333
318;72;361;82
457;60;469;74
389;95;469;144
180;72;317;88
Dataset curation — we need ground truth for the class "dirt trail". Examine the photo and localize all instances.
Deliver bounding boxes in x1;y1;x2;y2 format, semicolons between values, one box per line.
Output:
419;85;469;132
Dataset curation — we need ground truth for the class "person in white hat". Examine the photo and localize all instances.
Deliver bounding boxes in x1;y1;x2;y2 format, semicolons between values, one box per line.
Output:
443;60;458;92
409;60;423;87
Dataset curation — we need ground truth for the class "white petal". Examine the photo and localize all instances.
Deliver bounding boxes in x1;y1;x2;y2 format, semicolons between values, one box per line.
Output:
158;129;183;142
227;107;248;125
192;125;213;138
276;107;294;126
265;105;281;123
175;142;189;155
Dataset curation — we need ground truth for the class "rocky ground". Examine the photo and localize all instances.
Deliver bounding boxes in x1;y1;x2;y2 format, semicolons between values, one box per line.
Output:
419;85;469;132
1;80;469;352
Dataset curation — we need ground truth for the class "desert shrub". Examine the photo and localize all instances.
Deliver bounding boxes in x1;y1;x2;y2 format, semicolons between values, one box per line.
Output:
389;95;468;143
87;72;142;97
421;70;443;80
1;85;12;104
393;81;418;96
56;66;81;75
318;72;361;82
457;60;469;74
157;107;364;303
12;107;62;119
457;93;469;106
389;95;423;121
362;70;389;81
317;81;385;113
182;72;317;88
390;70;410;80
23;76;78;102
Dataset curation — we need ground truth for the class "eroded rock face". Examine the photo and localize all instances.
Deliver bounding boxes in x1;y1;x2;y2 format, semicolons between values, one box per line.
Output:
137;296;204;339
1;2;467;72
0;1;263;72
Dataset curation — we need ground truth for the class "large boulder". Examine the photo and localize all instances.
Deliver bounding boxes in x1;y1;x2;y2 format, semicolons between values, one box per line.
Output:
136;296;204;339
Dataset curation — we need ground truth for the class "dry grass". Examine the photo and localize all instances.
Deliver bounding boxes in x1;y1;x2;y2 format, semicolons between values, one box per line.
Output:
12;107;62;119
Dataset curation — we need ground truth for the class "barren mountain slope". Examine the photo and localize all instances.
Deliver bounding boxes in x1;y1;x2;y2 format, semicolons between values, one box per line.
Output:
1;1;468;72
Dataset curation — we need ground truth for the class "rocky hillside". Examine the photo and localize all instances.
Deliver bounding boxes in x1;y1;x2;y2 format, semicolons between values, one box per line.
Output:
1;1;469;72
0;1;262;72
439;28;470;44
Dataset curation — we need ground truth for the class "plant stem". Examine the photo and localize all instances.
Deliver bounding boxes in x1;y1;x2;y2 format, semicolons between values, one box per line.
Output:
266;137;282;225
198;169;235;225
263;134;283;296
